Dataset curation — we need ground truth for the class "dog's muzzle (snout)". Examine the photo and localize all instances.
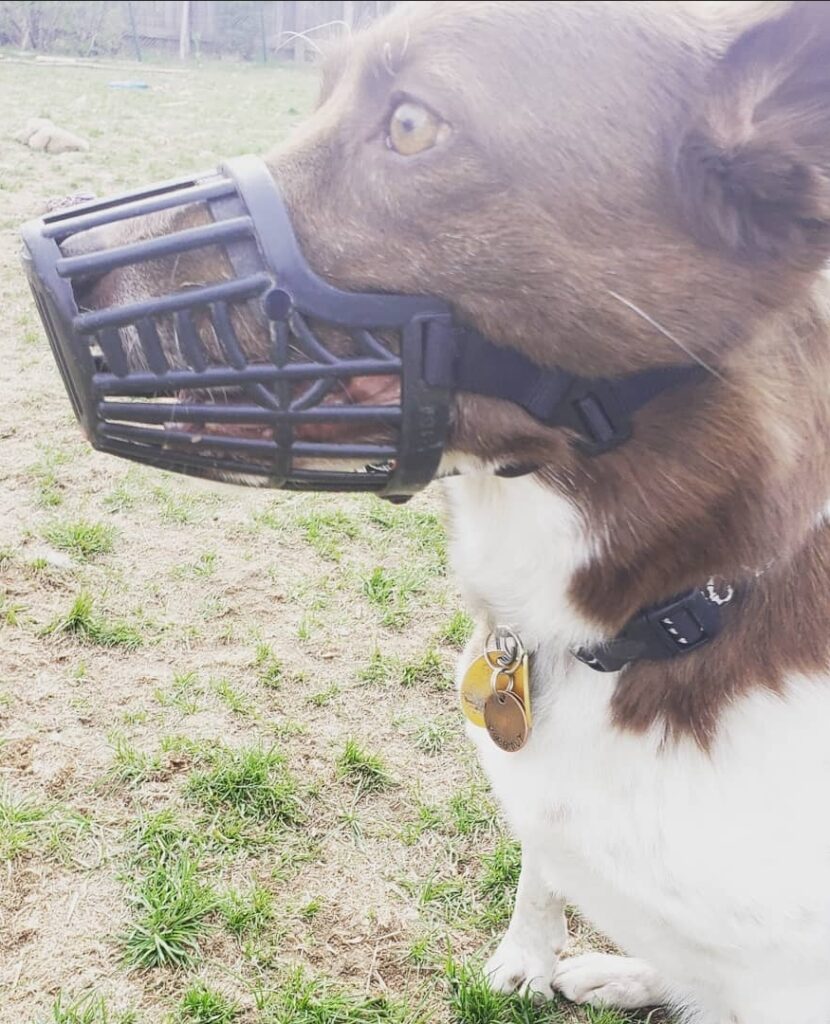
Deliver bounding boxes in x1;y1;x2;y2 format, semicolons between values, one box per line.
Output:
20;155;453;499
21;154;707;500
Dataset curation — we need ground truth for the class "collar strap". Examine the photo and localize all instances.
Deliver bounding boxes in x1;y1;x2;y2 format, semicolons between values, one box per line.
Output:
424;326;708;454
574;579;739;673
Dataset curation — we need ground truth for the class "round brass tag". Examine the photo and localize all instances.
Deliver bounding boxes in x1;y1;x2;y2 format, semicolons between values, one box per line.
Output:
483;690;529;753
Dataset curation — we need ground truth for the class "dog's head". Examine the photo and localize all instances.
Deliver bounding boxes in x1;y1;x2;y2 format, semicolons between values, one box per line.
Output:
262;0;830;470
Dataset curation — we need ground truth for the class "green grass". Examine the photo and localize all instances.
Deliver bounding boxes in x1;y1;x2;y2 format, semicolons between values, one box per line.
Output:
30;445;71;508
217;883;275;938
359;649;399;686
254;643;285;689
439;610;475;649
476;838;522;928
445;960;561;1024
46;990;133;1024
399;649;453;690
211;677;254;717
175;982;240;1024
45;591;143;649
43;519;115;559
0;786;48;861
362;566;428;629
1;591;24;626
185;745;301;825
336;738;394;793
256;968;425;1024
122;854;216;970
108;736;165;786
412;718;454;755
296;506;360;561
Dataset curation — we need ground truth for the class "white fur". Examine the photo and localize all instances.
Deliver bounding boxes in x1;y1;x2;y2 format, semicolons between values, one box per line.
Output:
444;471;830;1024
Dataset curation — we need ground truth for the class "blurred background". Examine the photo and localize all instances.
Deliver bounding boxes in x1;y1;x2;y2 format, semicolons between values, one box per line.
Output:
0;0;399;64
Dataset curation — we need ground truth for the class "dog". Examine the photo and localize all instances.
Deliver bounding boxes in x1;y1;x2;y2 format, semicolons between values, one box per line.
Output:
68;2;830;1020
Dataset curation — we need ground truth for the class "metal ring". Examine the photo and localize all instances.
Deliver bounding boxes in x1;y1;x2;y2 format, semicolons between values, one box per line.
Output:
484;625;524;673
490;667;514;695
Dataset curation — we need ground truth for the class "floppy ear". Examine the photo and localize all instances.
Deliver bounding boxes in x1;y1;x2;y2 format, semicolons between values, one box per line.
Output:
675;1;830;268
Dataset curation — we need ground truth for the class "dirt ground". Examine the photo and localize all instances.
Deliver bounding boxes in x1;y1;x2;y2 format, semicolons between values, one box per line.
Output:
0;54;660;1024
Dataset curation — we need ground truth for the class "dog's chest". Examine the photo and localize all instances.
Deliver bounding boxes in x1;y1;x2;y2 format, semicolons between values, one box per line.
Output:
442;473;830;984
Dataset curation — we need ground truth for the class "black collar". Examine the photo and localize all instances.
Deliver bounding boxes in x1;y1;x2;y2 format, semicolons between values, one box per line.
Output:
574;578;739;673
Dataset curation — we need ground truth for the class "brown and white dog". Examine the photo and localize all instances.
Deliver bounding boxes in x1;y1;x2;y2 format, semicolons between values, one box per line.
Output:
80;2;830;1020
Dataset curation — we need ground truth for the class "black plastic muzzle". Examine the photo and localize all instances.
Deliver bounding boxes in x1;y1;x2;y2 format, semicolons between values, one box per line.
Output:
20;155;453;499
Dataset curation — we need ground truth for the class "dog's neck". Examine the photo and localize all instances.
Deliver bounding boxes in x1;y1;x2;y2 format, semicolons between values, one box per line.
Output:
445;284;830;745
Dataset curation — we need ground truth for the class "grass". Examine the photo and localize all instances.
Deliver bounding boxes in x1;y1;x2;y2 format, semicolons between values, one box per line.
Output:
45;591;144;649
296;506;361;561
217;883;275;938
43;519;116;559
336;738;395;793
0;786;48;861
122;855;216;970
439;610;475;649
256;968;425;1024
476;838;522;928
362;566;428;629
47;991;132;1024
185;745;301;825
175;982;240;1024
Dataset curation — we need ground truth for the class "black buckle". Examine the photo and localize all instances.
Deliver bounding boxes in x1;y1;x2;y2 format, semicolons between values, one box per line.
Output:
557;377;632;455
643;589;722;657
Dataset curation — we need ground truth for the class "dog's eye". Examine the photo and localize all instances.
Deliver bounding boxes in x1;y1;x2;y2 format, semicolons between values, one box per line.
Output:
386;101;448;156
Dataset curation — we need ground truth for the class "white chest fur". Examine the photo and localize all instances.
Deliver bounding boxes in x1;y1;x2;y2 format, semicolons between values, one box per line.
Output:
442;472;830;1022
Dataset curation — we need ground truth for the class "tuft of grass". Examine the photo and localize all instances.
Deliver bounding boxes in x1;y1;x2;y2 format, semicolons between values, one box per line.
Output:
358;649;399;687
122;854;216;970
175;982;240;1024
307;684;340;707
43;519;115;560
186;745;301;825
0;786;48;861
295;507;360;562
47;991;118;1024
254;643;284;689
399;649;452;691
257;967;422;1023
335;739;394;793
361;566;427;629
171;551;218;580
444;959;560;1024
108;736;165;786
45;591;143;650
129;809;200;871
1;592;24;626
30;445;71;508
439;609;475;649
412;718;454;756
211;677;254;717
447;785;498;839
218;883;274;939
156;671;203;715
476;838;522;928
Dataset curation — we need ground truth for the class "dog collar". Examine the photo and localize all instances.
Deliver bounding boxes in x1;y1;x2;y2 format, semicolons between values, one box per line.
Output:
574;578;739;673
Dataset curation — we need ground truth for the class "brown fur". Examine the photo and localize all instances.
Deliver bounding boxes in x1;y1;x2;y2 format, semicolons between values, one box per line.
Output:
86;1;830;746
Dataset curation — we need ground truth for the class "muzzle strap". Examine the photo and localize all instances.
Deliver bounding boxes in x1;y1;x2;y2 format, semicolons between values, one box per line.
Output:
424;326;708;454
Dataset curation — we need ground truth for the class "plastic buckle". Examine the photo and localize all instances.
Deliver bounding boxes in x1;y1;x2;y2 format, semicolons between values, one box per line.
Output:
573;646;623;673
561;378;632;455
644;589;722;657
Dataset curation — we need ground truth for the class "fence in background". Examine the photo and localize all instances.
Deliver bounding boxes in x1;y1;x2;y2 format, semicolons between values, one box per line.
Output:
0;1;398;61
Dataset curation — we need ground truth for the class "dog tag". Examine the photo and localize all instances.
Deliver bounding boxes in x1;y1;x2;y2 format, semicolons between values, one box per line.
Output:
484;689;529;753
461;653;532;728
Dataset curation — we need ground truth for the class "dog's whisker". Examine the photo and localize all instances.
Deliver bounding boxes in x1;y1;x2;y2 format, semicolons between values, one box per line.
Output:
607;289;726;383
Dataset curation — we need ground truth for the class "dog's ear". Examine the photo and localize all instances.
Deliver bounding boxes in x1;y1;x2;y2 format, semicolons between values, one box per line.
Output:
675;1;830;268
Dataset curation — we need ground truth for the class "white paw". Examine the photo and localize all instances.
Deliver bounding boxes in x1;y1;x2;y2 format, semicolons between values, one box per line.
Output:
554;952;664;1010
485;936;558;1000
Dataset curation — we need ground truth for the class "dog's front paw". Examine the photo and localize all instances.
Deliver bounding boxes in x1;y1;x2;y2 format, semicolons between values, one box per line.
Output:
485;935;558;1000
554;952;664;1010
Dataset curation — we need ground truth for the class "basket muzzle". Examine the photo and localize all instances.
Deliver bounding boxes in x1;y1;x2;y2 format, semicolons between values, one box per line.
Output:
20;155;453;500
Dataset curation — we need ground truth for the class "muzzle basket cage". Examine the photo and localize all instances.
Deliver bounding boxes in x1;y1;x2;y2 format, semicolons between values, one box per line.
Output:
20;155;452;498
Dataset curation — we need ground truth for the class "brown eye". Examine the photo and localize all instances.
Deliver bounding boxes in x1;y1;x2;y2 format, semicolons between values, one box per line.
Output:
387;101;448;156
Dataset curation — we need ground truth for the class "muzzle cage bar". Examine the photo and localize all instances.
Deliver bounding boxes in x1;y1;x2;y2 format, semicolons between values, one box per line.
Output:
20;155;453;499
